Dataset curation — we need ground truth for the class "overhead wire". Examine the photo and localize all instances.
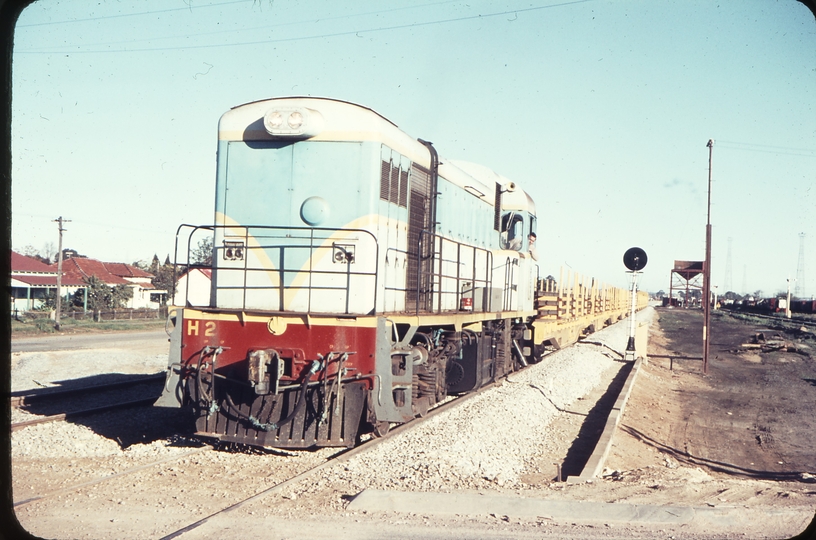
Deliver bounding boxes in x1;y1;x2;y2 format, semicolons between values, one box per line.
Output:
16;0;252;27
15;0;596;55
715;140;815;158
18;0;465;50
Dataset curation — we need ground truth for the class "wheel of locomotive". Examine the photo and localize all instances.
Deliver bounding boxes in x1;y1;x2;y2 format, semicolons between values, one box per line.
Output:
372;420;391;438
412;396;430;418
445;359;465;388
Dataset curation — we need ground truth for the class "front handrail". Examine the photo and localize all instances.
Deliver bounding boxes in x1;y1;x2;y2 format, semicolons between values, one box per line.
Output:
172;224;379;315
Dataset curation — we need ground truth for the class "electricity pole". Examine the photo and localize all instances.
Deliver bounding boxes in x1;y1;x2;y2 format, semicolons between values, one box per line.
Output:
53;216;71;330
703;140;713;374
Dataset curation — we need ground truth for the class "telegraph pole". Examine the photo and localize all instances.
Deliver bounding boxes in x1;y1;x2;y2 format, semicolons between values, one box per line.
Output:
53;216;71;330
703;140;713;374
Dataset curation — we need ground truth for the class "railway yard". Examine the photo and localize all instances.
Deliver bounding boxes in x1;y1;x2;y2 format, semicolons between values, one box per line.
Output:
7;307;816;539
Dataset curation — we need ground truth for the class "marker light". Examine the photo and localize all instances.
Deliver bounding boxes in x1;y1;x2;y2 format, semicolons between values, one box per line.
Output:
263;107;324;138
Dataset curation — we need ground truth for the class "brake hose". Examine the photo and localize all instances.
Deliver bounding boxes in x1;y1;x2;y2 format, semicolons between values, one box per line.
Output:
228;360;321;432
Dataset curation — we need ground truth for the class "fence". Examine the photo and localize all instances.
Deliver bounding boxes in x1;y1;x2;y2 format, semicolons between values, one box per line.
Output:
12;306;169;323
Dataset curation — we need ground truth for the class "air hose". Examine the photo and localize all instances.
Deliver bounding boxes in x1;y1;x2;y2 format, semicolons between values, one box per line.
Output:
227;360;321;432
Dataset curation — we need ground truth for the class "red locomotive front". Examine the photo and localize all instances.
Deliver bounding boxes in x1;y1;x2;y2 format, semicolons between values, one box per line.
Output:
166;309;380;448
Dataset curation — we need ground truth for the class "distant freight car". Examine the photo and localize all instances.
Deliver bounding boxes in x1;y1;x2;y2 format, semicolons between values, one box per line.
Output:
792;299;816;314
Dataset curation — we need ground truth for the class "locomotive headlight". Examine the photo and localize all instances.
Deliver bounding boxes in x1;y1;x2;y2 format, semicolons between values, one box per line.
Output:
266;111;283;129
287;111;303;129
263;107;324;138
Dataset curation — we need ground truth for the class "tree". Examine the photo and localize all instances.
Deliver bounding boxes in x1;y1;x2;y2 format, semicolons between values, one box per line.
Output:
36;289;58;311
131;254;176;305
151;259;178;301
41;242;57;264
21;244;51;264
77;276;133;311
190;236;213;266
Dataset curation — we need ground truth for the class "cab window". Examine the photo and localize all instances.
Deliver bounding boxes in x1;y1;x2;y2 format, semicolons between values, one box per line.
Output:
500;212;524;251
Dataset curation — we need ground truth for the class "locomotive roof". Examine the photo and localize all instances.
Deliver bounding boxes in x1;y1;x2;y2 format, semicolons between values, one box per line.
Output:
219;97;534;215
445;160;536;215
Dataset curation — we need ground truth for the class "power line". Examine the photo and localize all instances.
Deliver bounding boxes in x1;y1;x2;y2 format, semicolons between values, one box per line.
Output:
15;0;596;55
717;140;816;158
14;212;170;235
16;0;252;27
18;0;465;51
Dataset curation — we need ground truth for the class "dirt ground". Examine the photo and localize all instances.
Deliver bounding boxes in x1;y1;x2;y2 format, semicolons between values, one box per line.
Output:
8;308;816;539
614;308;816;478
552;307;816;536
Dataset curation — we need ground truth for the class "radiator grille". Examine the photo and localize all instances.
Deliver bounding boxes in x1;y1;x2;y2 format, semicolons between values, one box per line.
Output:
380;160;391;201
407;164;432;310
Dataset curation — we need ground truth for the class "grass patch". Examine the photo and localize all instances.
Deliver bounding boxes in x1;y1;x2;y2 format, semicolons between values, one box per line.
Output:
11;316;165;336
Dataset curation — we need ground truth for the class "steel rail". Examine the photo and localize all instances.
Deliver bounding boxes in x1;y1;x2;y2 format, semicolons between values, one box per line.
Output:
720;309;816;330
13;447;211;508
11;396;159;432
10;372;165;409
158;387;487;540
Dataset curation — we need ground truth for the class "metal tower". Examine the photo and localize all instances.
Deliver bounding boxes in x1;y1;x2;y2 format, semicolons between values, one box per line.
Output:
795;233;805;298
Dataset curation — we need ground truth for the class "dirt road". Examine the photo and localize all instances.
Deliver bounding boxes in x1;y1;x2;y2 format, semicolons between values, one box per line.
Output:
11;330;168;353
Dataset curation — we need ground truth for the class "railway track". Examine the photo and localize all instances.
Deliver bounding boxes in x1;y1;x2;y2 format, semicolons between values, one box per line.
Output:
157;387;485;540
10;372;165;408
10;373;165;431
13;446;212;509
11;396;160;432
12;376;483;517
12;315;649;539
720;308;816;330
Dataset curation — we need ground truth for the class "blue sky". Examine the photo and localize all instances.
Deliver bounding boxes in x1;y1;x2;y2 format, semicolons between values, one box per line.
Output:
10;0;816;296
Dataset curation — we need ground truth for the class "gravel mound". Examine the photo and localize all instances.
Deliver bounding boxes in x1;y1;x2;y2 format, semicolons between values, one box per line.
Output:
307;308;656;495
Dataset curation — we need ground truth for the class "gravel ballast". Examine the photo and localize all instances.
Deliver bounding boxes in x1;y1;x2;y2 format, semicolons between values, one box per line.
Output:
11;309;662;539
287;308;656;498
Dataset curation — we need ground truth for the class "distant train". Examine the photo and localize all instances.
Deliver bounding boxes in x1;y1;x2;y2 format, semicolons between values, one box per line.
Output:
723;297;816;315
155;97;647;449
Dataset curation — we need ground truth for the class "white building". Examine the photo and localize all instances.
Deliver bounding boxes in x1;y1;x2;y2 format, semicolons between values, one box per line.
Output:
174;267;212;307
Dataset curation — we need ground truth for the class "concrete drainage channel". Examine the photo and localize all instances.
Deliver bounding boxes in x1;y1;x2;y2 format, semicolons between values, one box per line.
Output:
566;357;643;483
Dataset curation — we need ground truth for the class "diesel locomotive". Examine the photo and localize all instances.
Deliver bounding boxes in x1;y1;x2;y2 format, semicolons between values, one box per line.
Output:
155;97;644;449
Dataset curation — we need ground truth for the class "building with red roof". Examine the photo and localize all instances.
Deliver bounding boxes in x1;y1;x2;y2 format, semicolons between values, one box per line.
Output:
10;251;85;312
10;250;166;312
56;256;166;309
